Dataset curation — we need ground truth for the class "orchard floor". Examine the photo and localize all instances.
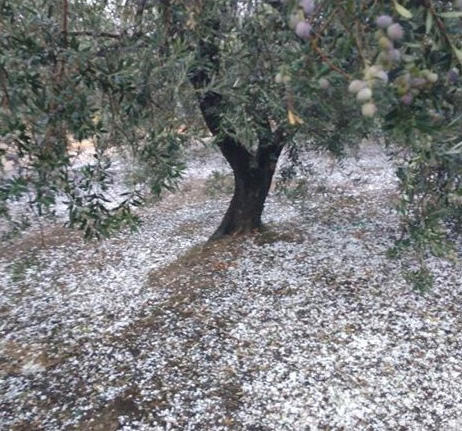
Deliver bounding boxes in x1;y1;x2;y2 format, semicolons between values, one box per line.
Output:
1;144;462;431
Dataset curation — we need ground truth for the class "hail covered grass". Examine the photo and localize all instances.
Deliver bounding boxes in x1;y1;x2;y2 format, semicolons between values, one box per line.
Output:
1;143;461;431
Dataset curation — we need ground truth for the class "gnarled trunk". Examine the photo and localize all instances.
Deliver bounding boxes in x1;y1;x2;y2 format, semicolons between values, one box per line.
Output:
210;145;280;240
187;22;287;240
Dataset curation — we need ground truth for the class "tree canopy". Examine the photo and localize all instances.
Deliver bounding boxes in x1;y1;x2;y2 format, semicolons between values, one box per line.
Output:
1;0;462;286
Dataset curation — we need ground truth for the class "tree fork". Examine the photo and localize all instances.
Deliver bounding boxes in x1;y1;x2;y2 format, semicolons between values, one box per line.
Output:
188;22;287;239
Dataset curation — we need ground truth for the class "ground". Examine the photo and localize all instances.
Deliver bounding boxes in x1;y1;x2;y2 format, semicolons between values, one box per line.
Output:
1;143;462;431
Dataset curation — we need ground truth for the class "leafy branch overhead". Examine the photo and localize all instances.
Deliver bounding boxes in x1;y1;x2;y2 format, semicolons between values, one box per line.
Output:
0;0;461;287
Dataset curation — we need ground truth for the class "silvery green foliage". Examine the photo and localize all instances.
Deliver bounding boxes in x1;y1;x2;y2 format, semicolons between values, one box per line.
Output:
280;0;462;288
1;0;461;288
0;0;190;238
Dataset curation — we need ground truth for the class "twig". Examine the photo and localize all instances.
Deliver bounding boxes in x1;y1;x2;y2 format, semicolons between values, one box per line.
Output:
1;67;10;109
68;31;122;39
311;43;351;79
422;0;455;51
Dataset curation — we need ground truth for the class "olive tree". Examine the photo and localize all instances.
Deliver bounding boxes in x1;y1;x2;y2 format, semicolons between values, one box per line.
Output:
1;0;462;277
1;0;299;239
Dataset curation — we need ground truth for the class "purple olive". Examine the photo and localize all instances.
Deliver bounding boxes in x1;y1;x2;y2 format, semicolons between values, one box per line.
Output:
387;23;404;41
447;70;459;84
401;93;414;105
411;77;427;89
388;49;401;63
376;15;393;29
295;21;312;40
300;0;315;16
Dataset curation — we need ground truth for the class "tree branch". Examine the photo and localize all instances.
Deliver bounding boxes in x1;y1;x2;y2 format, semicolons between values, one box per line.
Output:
311;43;351;78
1;67;10;109
134;0;148;35
62;0;68;44
68;31;123;39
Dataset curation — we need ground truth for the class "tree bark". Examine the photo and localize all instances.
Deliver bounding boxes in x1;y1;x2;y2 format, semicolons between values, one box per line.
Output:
187;20;287;239
212;170;269;239
210;137;283;240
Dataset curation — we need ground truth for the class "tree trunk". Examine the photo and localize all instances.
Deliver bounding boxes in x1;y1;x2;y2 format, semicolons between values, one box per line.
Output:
187;23;287;240
210;146;280;240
